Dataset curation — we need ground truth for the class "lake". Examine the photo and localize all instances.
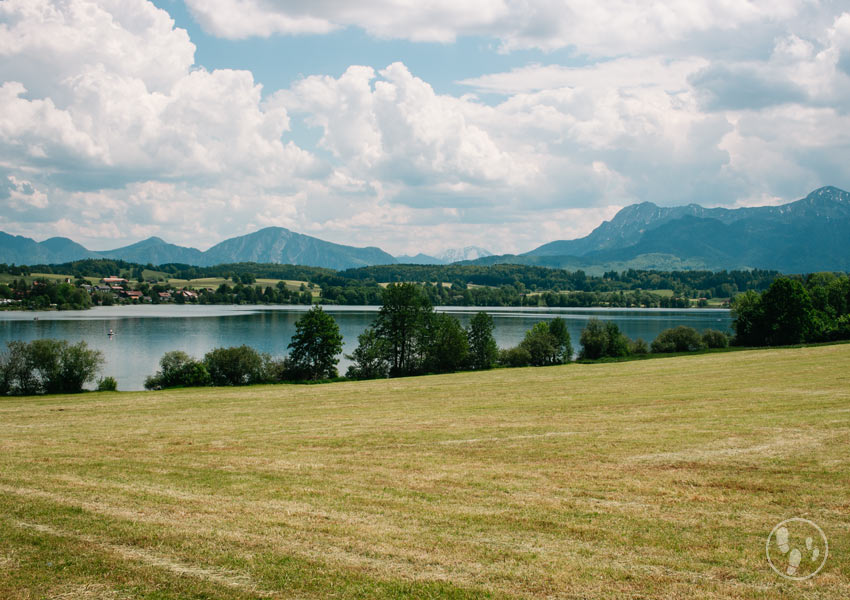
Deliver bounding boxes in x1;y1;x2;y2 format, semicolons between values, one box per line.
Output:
0;305;732;391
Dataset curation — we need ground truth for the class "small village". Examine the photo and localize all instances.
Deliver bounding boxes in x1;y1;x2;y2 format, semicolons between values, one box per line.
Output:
80;276;200;304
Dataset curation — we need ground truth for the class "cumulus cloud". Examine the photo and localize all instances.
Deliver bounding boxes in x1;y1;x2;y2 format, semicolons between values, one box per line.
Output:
0;0;315;190
1;0;849;256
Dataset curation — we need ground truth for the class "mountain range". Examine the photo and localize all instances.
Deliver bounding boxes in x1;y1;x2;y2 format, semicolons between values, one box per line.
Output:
463;186;850;273
1;186;848;273
0;227;395;271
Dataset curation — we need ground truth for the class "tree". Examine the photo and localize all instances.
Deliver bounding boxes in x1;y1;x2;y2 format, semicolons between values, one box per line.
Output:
345;328;390;380
731;289;764;346
519;322;557;366
758;277;815;346
579;318;608;359
28;339;64;394
203;346;266;386
579;319;629;359
421;313;469;373
288;306;343;380
603;322;630;358
731;277;816;346
56;341;104;393
467;312;498;370
0;341;39;396
374;283;433;376
548;317;573;363
0;340;103;395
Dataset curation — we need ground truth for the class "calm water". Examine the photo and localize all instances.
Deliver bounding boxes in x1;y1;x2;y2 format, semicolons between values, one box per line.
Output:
0;305;732;391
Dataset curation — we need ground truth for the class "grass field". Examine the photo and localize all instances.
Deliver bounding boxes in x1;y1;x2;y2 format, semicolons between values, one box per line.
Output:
0;273;101;286
1;346;848;599
166;277;316;294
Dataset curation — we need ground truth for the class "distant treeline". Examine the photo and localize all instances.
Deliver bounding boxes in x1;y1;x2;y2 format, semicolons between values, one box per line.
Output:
2;260;786;308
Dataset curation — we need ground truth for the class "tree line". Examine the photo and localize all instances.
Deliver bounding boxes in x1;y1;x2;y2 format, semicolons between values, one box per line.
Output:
7;259;783;308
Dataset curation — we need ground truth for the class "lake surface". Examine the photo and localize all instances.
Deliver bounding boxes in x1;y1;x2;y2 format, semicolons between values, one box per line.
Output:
0;305;732;391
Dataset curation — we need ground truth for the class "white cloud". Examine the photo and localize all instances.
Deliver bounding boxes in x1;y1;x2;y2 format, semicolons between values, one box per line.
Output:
275;62;538;194
1;1;849;257
184;0;808;54
0;0;316;188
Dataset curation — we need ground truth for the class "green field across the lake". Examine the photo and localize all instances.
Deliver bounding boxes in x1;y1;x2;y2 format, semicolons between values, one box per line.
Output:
1;345;848;599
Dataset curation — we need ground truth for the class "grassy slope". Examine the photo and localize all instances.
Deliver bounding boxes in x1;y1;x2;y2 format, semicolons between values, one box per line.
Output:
1;345;848;599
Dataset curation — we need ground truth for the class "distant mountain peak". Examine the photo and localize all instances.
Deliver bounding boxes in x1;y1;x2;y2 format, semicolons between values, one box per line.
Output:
436;246;493;263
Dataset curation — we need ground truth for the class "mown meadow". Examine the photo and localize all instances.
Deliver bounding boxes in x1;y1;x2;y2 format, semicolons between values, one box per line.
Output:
1;344;848;599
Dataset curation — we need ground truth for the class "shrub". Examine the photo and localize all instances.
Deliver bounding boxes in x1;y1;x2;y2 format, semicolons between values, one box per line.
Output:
263;355;294;382
701;329;730;349
145;350;211;390
498;346;532;368
203;345;267;386
651;326;705;353
629;338;649;355
97;376;118;392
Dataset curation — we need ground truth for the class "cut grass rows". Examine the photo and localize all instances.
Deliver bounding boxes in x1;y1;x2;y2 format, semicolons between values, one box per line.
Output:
1;344;848;598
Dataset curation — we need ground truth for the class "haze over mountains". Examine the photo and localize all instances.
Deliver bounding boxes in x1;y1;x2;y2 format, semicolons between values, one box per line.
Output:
1;186;848;273
396;247;493;265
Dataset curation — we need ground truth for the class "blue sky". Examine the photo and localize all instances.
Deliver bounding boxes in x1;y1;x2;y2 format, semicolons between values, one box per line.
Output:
1;0;849;255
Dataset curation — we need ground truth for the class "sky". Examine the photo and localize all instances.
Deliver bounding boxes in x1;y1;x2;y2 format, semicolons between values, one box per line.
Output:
1;1;849;256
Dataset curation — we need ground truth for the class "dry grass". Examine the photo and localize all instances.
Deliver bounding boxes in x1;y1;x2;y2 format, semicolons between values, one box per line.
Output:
1;345;848;599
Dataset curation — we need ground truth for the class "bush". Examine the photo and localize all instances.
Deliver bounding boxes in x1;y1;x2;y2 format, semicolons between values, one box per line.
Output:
629;338;649;355
701;329;730;349
498;346;532;368
97;376;118;392
263;355;295;382
145;350;211;390
651;326;705;353
203;345;267;386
